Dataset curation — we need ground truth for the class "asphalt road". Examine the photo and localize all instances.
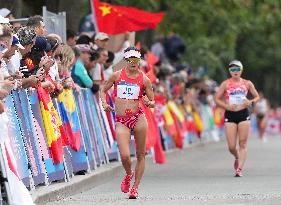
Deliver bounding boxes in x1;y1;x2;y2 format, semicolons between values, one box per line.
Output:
48;136;281;205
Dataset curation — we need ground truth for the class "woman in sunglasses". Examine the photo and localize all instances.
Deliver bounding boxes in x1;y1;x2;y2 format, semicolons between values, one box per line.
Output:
100;47;154;199
215;60;259;177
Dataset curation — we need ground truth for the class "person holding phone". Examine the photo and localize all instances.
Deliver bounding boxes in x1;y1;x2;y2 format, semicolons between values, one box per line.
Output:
215;60;259;177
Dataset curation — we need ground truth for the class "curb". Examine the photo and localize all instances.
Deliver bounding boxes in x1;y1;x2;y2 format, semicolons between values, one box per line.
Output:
31;162;124;205
31;139;219;205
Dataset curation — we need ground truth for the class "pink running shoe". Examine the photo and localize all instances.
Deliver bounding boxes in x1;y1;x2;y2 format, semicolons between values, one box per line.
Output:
129;187;138;199
121;171;134;193
235;168;242;177
234;159;239;170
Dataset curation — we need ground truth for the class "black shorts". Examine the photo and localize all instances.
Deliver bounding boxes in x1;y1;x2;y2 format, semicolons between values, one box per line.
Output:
224;108;250;124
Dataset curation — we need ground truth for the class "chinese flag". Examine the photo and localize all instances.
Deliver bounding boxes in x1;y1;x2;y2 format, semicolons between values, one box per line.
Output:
92;0;164;35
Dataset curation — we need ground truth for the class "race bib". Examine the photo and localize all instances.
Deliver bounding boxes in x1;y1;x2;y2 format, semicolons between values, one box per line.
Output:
117;82;140;100
229;94;245;105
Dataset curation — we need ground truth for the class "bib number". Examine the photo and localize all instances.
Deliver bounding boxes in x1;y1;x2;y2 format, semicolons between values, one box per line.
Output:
229;94;245;105
117;82;140;100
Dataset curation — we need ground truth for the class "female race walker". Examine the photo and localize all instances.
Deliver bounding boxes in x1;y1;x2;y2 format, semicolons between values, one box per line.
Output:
100;47;154;198
215;60;259;177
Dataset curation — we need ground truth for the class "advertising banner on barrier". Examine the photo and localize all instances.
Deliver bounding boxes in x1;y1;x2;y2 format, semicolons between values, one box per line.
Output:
5;94;31;186
74;91;97;170
29;89;65;182
81;90;102;166
37;87;65;164
83;89;108;165
58;89;89;173
17;90;47;186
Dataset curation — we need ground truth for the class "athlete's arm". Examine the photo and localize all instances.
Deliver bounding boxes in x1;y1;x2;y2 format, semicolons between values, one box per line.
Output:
215;81;231;110
100;72;118;112
143;75;155;108
245;81;259;107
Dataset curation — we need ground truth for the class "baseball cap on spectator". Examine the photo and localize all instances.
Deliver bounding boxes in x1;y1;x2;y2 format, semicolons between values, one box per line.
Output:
0;8;11;18
75;44;91;53
32;36;51;52
94;32;109;41
46;36;59;52
0;15;9;24
17;27;36;46
12;34;25;49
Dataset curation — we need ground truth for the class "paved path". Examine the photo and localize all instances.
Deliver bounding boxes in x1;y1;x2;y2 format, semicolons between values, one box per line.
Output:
48;136;281;205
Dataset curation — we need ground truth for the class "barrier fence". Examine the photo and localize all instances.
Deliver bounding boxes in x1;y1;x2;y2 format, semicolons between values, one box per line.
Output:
1;86;280;204
0;87;223;194
5;87;277;204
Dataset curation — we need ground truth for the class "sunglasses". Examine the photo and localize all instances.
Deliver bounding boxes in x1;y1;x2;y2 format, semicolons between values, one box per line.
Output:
126;57;140;64
229;67;242;72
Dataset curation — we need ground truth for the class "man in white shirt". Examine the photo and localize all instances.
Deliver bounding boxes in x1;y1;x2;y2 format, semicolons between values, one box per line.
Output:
4;35;24;75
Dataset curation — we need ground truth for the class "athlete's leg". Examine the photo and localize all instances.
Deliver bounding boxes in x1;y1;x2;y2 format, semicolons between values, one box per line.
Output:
259;117;267;139
237;120;251;169
225;123;239;159
132;115;148;188
116;122;133;175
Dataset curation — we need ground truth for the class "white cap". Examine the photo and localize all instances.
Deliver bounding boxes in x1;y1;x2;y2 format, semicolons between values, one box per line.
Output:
124;49;141;59
0;15;9;24
229;60;243;68
94;32;109;41
0;8;11;18
12;35;25;50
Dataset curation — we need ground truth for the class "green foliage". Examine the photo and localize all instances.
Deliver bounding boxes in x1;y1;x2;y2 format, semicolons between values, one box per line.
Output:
109;0;280;105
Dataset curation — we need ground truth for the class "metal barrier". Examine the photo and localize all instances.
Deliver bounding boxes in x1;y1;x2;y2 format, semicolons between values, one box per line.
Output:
9;6;66;43
0;88;119;204
0;86;227;204
43;6;66;42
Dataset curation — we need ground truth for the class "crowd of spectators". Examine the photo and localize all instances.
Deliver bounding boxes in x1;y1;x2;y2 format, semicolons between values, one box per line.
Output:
0;8;222;137
1;7;279;140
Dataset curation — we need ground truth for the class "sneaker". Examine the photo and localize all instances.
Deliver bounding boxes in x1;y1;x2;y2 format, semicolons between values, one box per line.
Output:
129;187;138;199
121;171;134;193
234;159;239;170
235;168;242;177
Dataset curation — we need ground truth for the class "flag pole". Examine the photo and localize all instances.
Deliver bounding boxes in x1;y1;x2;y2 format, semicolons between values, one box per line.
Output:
90;0;99;33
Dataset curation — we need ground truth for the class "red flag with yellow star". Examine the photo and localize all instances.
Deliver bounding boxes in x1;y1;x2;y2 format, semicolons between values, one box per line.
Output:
92;0;164;35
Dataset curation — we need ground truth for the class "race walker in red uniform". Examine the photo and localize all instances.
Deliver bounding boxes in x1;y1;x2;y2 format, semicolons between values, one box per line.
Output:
100;47;154;199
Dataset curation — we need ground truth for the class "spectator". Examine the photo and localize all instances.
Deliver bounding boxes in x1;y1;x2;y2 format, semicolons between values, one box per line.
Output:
4;35;25;78
164;32;186;62
56;44;75;78
89;48;108;86
66;29;77;47
0;15;9;24
0;8;13;19
46;36;60;81
103;51;114;81
93;32;109;49
71;44;93;88
26;15;47;36
0;24;17;113
76;34;91;45
0;24;13;78
0;8;21;30
14;26;44;88
151;35;167;63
